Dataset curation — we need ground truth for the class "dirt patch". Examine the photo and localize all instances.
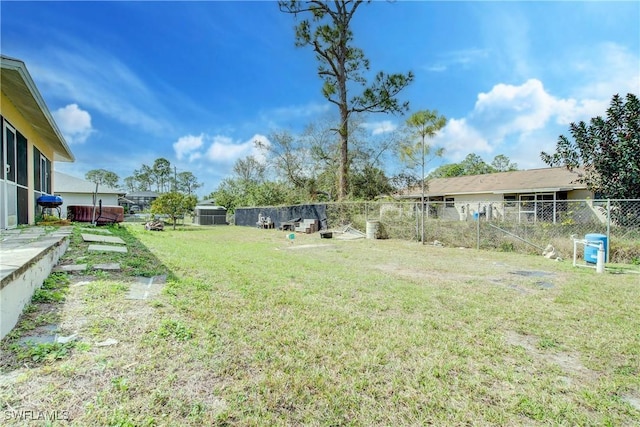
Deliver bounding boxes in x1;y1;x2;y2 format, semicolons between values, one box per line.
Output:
504;331;598;381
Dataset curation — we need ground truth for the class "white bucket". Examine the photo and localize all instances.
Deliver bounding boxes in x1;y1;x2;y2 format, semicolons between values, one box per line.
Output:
366;220;380;239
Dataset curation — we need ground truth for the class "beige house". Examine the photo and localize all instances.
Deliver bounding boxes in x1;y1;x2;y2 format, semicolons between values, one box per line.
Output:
399;167;593;223
1;55;74;228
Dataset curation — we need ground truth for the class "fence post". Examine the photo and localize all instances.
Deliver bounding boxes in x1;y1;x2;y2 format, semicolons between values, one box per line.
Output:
597;242;605;273
415;202;419;242
606;199;611;262
476;202;480;250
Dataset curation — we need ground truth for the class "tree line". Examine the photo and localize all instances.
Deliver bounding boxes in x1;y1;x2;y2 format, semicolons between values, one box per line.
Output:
85;157;202;196
205;110;519;212
84;158;202;226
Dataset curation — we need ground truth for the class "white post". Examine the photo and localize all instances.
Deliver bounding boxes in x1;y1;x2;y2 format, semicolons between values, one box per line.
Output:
596;242;605;274
421;133;425;245
606;199;611;262
476;202;480;250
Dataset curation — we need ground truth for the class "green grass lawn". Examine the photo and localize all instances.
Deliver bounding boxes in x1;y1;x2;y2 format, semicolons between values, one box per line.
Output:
1;224;639;426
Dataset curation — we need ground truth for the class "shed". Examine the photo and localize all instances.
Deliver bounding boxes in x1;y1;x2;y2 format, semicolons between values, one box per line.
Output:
193;200;227;225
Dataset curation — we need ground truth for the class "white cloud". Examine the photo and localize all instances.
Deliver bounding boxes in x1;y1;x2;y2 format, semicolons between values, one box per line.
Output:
204;133;267;164
205;135;244;162
172;133;270;168
470;78;616;151
573;43;640;100
441;40;639;169
432;118;492;162
361;120;397;135
52;103;93;144
435;78;615;167
173;134;204;160
188;152;202;162
552;97;607;126
474;79;556;137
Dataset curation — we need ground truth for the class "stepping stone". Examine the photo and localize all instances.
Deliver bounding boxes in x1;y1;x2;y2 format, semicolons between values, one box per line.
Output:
17;325;58;345
81;233;125;244
18;335;56;345
53;264;88;272
93;263;121;271
88;244;127;253
80;228;112;234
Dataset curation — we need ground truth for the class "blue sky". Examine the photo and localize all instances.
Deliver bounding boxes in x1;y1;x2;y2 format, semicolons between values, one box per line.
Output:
2;1;638;197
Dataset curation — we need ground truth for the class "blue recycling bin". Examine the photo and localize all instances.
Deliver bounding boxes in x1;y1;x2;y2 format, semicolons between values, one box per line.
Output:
584;233;607;264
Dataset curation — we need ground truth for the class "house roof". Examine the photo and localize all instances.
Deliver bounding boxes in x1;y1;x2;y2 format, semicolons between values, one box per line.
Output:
1;55;74;162
54;171;123;195
401;167;588;198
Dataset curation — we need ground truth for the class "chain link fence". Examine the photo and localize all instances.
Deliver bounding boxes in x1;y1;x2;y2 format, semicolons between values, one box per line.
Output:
324;199;640;264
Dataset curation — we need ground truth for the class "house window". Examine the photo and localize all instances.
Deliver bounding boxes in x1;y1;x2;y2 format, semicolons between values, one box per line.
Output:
504;194;517;207
445;197;454;208
40;155;49;194
33;147;51;195
4;121;16;183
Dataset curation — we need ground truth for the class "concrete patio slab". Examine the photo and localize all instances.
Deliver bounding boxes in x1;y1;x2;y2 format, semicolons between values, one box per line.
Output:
88;244;128;253
81;233;125;245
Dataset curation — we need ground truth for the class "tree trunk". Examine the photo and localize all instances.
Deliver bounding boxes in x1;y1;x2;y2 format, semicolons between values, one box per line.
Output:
337;11;349;201
338;105;349;200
